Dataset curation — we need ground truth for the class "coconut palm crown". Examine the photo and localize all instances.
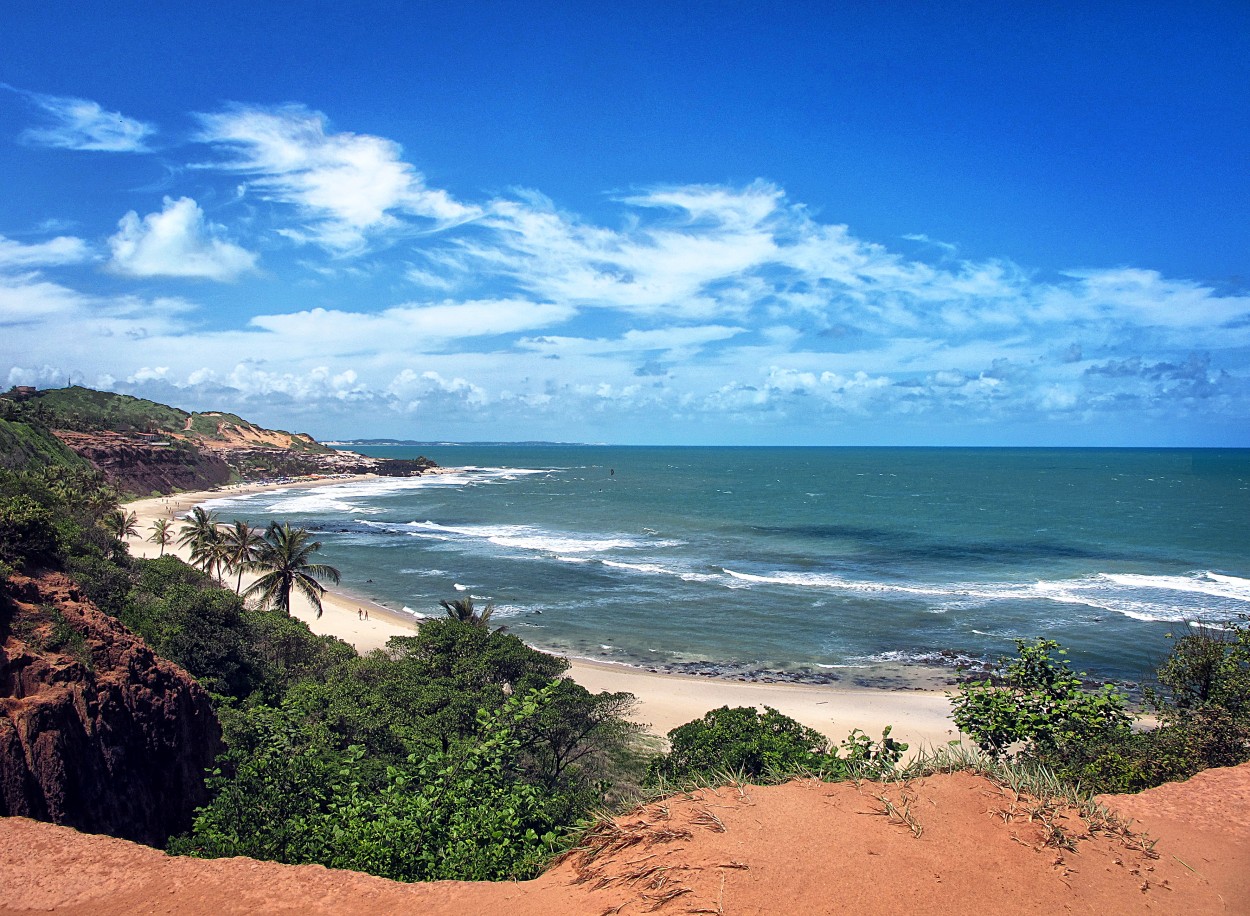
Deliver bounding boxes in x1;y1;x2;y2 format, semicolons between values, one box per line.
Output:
221;519;265;594
439;596;496;629
243;522;341;617
148;517;173;556
105;509;139;541
178;506;226;581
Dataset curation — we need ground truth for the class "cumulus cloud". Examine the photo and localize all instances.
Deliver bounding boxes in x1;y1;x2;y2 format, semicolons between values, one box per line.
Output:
196;104;479;254
6;86;155;152
108;197;258;280
387;369;487;409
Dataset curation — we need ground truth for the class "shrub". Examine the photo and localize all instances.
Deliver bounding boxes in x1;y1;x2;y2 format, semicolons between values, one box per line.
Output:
950;638;1130;759
955;627;1250;793
0;494;61;569
647;705;906;785
171;685;562;881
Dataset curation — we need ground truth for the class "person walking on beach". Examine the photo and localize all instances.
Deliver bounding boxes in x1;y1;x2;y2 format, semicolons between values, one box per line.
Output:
358;608;363;620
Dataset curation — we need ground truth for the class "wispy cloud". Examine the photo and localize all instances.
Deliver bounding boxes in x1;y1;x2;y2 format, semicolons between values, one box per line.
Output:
0;234;93;270
246;300;576;350
3;87;1248;443
108;196;258;280
196;104;479;255
5;85;155;152
466;184;782;317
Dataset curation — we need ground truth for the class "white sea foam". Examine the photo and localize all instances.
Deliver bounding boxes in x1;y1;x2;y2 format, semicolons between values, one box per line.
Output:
206;466;551;517
601;560;722;582
399;520;677;555
720;567;1250;624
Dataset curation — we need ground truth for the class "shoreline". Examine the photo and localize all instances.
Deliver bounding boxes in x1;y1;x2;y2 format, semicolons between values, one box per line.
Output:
124;475;959;749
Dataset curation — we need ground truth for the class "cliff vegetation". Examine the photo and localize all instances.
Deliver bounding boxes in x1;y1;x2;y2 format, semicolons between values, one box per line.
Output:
0;385;436;496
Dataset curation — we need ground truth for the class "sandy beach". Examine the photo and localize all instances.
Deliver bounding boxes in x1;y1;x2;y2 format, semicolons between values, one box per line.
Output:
124;477;958;750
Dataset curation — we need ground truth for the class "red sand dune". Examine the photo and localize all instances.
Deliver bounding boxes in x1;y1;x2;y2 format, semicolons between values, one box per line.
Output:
1;764;1246;915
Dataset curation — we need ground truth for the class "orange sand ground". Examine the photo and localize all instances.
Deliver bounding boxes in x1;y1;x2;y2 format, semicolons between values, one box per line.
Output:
2;764;1246;915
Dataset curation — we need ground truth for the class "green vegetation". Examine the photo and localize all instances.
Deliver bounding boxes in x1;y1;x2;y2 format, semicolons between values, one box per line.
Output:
243;523;341;617
952;627;1250;792
166;615;649;879
0;463;122;580
2;385;188;434
951;638;1130;758
647;705;906;785
5;416;1247;882
0;416;93;472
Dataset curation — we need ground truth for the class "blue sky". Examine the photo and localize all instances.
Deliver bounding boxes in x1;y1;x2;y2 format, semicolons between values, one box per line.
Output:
1;2;1247;445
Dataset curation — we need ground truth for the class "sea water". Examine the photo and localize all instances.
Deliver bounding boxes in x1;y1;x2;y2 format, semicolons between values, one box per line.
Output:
202;447;1250;686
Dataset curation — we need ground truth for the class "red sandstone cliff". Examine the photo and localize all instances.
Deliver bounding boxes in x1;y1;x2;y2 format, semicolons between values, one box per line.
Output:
0;572;222;846
51;430;233;496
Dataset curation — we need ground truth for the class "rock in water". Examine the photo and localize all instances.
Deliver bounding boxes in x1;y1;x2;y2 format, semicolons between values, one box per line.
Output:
0;572;222;846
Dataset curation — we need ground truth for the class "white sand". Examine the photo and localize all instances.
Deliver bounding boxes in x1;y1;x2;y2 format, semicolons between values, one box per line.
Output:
125;477;959;750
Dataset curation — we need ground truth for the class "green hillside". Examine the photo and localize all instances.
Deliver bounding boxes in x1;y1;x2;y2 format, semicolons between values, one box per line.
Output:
0;387;330;453
11;386;189;434
0;417;92;472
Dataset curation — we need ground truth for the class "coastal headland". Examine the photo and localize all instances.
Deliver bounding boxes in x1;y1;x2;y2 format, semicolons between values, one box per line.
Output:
125;474;958;750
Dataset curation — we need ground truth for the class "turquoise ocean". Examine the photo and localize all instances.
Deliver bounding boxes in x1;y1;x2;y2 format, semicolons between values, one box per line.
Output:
203;447;1250;687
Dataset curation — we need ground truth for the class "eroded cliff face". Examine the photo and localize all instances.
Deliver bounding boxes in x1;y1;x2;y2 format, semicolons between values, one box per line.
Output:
0;572;222;846
52;430;233;496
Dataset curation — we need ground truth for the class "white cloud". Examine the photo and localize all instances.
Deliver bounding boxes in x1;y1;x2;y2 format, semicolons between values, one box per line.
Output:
473;186;779;317
0;234;93;270
387;369;487;409
1044;268;1250;330
8;86;155;152
196;104;479;254
127;366;169;383
517;325;744;359
2;108;1247;444
0;273;91;321
108;197;258;280
247;300;575;351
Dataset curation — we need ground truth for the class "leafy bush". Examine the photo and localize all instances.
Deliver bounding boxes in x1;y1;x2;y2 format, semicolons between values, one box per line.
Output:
0;494;62;570
950;638;1130;758
953;627;1250;793
171;685;563;881
123;555;355;703
1136;621;1250;775
647;705;906;785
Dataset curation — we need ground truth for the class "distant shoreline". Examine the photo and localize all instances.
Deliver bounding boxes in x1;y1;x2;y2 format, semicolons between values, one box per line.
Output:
124;474;958;749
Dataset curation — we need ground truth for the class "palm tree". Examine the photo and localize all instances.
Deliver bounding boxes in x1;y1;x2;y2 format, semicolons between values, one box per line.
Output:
104;509;139;541
178;506;223;580
178;506;220;551
148;518;173;556
439;596;496;629
220;519;264;594
243;522;341;617
193;537;231;585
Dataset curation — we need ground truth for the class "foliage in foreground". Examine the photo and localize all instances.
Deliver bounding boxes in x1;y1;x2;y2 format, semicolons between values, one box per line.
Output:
647;704;907;785
170;686;563;881
951;638;1130;758
169;617;647;879
952;625;1250;793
